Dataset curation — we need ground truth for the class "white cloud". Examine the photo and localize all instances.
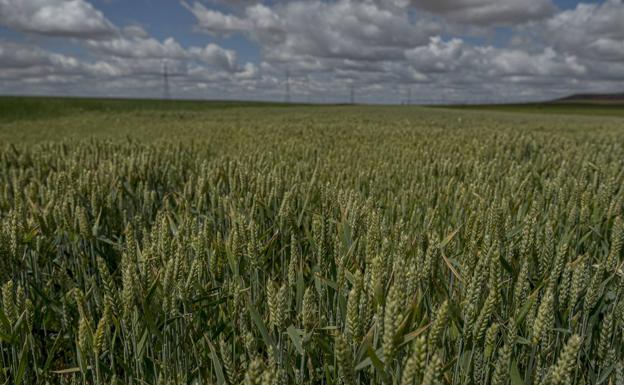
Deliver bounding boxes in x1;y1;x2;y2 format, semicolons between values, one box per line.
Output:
185;0;440;66
0;39;121;87
0;33;256;99
0;0;117;38
182;1;251;34
0;40;52;68
1;0;623;102
86;36;188;60
405;37;480;73
545;0;624;61
402;0;557;25
588;39;624;61
406;37;585;78
80;19;244;73
489;47;586;77
189;43;239;72
123;25;149;39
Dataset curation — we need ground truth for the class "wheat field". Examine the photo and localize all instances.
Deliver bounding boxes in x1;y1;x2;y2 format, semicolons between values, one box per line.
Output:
0;99;623;385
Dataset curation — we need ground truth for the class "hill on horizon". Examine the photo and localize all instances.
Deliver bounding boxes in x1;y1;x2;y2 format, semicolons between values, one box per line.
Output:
555;92;624;103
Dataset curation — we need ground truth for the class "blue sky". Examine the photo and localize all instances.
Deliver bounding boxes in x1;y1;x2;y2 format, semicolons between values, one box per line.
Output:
0;0;622;103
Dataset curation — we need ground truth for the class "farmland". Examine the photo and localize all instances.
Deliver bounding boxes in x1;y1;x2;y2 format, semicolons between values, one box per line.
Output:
0;97;623;385
445;102;624;118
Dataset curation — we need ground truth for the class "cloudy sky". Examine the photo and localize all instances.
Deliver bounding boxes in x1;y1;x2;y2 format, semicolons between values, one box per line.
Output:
0;0;622;103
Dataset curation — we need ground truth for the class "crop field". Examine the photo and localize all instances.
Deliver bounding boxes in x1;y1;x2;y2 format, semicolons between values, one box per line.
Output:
445;102;624;118
0;97;623;385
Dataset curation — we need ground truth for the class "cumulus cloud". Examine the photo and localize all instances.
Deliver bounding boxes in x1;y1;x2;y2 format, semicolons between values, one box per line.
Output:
0;39;260;98
0;39;123;87
0;0;117;38
0;40;53;68
545;0;624;61
185;0;440;64
489;48;586;77
1;0;623;102
406;37;585;79
0;0;252;90
189;43;239;72
177;0;624;102
86;36;188;60
405;37;479;73
123;25;150;39
86;35;242;73
402;0;557;25
182;1;251;34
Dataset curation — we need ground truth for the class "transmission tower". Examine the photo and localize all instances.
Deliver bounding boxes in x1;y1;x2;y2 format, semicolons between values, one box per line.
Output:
305;75;311;103
163;61;171;100
285;70;291;103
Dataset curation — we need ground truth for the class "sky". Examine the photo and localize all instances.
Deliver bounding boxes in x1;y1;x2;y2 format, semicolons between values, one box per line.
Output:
0;0;622;104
